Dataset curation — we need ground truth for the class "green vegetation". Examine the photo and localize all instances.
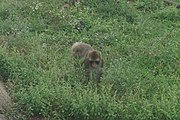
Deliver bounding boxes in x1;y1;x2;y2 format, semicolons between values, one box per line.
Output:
0;0;180;119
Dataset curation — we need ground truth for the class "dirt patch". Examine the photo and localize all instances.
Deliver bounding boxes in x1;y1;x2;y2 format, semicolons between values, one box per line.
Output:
0;80;12;120
0;114;7;120
0;81;11;110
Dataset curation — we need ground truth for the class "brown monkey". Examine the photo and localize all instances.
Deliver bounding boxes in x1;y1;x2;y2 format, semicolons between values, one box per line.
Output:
71;42;103;82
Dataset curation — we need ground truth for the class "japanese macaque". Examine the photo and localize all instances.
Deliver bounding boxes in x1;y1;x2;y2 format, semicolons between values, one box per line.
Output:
71;42;103;82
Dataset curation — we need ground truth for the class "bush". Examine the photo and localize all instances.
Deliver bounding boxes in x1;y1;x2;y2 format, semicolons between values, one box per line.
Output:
153;8;180;21
135;0;164;12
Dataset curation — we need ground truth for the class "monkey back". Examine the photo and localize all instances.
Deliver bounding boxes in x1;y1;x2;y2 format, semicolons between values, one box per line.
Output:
71;42;93;58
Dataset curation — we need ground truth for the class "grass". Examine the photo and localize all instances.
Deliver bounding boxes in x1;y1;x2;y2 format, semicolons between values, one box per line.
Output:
0;0;180;119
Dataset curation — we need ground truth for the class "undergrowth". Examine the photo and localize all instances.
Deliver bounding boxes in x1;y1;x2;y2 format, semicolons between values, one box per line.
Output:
0;0;179;119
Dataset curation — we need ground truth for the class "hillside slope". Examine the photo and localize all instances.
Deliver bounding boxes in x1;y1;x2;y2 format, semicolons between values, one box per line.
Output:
0;0;179;119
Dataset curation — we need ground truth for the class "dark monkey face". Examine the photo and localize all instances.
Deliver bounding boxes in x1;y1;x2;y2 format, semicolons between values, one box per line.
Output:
88;51;101;69
89;60;100;68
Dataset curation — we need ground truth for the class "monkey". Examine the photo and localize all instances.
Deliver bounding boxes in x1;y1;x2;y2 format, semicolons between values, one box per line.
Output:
71;42;103;83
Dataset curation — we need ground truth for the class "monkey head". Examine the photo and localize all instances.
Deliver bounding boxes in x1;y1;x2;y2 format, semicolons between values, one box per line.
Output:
87;50;102;69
